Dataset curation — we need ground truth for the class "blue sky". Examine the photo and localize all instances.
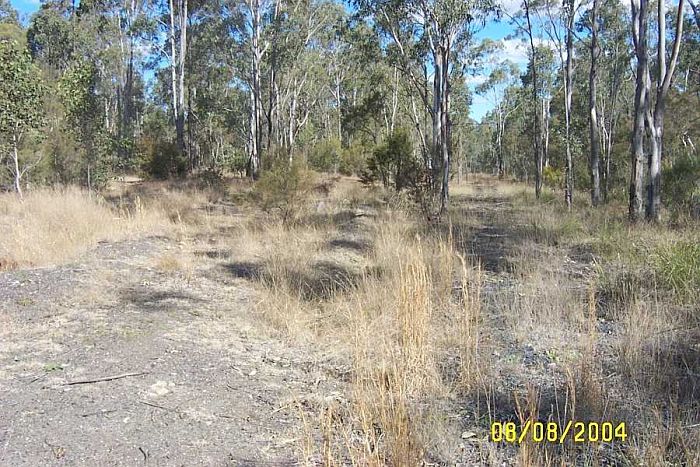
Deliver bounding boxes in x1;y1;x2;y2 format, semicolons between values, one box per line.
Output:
11;0;39;20
10;0;523;122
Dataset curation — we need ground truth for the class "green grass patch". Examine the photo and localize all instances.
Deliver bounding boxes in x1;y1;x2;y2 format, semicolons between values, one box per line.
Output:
650;241;700;304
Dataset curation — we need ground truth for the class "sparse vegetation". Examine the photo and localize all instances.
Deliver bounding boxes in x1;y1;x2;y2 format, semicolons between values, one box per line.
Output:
1;175;699;465
2;0;699;462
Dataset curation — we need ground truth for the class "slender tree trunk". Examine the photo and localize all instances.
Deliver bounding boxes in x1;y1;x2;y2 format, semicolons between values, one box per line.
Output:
646;0;685;221
12;133;22;198
390;65;398;133
689;0;700;30
177;0;187;159
524;0;543;199
247;0;263;178
497;109;505;178
589;0;602;206
439;42;451;215
564;0;575;209
542;98;550;167
266;0;280;152
169;0;178;140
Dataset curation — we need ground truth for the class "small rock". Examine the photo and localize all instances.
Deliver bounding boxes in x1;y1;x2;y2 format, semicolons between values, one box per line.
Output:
461;430;477;439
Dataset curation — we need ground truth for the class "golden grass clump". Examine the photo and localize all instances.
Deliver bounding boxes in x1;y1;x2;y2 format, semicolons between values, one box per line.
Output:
0;187;169;269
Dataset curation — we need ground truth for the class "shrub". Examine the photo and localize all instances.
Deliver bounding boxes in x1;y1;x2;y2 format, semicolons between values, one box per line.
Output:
339;142;368;176
226;149;248;177
254;159;316;224
663;154;700;219
363;128;417;191
140;138;187;180
543;165;563;189
309;138;342;173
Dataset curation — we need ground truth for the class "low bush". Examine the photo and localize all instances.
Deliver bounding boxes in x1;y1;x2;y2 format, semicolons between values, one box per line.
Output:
362;128;417;192
663;154;700;220
139;138;187;180
254;159;317;224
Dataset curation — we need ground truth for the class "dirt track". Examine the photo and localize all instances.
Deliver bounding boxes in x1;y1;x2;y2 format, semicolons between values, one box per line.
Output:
0;231;347;465
1;179;629;465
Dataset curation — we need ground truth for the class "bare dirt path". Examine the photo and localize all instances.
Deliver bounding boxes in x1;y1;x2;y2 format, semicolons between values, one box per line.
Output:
0;232;343;466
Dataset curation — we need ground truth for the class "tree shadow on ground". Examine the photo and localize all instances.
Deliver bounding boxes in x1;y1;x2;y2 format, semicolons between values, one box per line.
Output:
223;262;263;280
222;259;372;302
429;194;516;273
327;238;372;253
120;287;205;310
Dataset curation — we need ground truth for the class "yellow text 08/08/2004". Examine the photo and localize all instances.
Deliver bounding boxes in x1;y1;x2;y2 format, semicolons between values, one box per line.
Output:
490;420;628;444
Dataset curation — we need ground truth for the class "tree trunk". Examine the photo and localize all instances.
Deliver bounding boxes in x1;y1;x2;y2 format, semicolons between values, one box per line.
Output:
497;109;505;178
629;0;649;222
646;0;685;222
12;133;22;198
564;0;575;209
589;0;602;206
524;0;543;199
247;0;263;179
177;0;187;159
542;97;550;168
439;42;451;216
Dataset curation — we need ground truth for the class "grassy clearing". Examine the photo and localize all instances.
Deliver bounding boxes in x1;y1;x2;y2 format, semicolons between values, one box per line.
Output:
491;179;700;465
0;177;230;270
3;174;697;464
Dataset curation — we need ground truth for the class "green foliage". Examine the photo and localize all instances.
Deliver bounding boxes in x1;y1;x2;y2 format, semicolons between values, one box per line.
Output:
309;138;342;172
254;159;317;224
308;138;368;176
225;149;248;176
0;40;45;139
651;241;700;304
59;60;113;187
363;128;416;191
543;165;563;189
339;142;369;176
59;61;102;143
663;154;700;219
0;0;18;25
139;138;187;180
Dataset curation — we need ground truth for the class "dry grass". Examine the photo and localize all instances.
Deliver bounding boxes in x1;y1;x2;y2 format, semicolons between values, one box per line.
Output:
0;187;172;269
5;174;698;464
223;179;486;465
478;179;700;465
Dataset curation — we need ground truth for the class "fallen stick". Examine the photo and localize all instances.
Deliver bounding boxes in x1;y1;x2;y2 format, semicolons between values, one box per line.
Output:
63;372;147;386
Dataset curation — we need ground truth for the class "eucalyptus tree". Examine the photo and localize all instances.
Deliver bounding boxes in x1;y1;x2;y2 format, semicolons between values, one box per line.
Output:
357;0;493;216
0;40;45;197
596;1;630;202
0;1;22;44
505;0;546;198
588;0;601;205
645;0;686;221
0;0;18;25
629;0;686;222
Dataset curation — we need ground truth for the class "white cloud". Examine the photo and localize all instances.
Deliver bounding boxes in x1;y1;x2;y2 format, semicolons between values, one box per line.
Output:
464;74;488;86
497;0;522;16
487;37;557;68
